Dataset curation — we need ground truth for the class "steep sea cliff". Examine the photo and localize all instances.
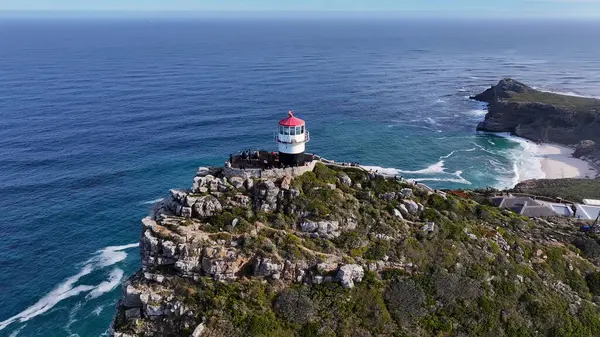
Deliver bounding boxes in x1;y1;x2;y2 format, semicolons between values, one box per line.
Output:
472;78;600;170
110;160;600;337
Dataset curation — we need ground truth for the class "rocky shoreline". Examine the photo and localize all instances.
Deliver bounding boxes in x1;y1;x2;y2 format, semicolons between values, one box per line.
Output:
110;157;600;337
110;163;424;336
471;78;600;174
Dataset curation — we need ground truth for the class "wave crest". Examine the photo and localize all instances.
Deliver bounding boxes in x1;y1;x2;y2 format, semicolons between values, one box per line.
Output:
0;243;138;331
397;160;445;174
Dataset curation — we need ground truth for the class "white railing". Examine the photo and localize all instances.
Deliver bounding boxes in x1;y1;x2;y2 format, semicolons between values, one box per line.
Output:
274;131;310;144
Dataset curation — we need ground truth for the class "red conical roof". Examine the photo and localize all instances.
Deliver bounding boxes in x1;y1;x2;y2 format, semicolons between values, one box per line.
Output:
279;111;305;127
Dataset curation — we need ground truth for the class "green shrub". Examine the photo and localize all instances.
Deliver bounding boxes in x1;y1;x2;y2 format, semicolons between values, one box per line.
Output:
335;231;366;251
340;167;367;184
586;272;600;296
574;237;600;259
245;313;280;336
466;263;487;280
274;287;316;326
313;163;338;184
434;272;482;304
364;240;391;260
384;279;427;323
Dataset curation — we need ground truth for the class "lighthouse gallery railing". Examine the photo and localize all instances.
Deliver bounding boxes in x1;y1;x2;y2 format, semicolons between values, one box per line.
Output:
274;131;310;144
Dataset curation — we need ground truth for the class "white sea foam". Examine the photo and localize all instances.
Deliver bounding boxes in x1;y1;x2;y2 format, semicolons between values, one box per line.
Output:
139;198;164;205
92;305;105;316
95;243;139;268
410;177;472;185
398;160;445;174
8;325;26;337
0;243;138;331
467;109;487;117
361;162;444;176
435;99;446;104
410;170;472;185
440;148;476;159
65;301;82;336
492;133;546;189
360;166;399;176
101;243;139;251
473;143;498;156
86;268;124;300
362;162;470;184
425;117;438;125
363;147;478;178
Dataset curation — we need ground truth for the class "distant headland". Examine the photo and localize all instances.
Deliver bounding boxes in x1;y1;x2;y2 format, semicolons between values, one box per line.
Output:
471;78;600;176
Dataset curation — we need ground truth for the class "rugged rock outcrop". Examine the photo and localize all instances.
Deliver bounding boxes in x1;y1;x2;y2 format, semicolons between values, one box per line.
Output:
574;140;599;159
111;161;600;337
472;78;600;168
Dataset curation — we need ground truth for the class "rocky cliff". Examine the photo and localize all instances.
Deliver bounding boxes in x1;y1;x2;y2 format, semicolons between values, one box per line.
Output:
472;78;600;167
111;162;600;337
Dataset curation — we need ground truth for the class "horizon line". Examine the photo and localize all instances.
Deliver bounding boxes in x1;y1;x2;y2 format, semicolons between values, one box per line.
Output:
1;10;599;20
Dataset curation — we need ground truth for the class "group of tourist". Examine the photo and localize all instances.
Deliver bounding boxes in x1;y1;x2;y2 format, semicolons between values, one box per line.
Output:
227;150;281;170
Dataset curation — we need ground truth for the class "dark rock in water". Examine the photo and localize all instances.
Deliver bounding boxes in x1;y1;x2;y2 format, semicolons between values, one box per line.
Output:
574;140;598;158
472;78;600;166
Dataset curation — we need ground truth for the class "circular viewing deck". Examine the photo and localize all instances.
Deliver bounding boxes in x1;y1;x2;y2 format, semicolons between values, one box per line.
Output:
228;150;316;170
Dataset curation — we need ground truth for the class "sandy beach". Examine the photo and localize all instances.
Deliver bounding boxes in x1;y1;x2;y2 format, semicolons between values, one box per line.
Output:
539;144;597;179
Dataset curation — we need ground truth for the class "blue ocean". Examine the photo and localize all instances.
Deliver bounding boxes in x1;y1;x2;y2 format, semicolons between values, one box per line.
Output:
2;17;600;336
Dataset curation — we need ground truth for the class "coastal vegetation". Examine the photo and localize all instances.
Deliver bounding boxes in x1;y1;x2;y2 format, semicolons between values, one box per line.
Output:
112;162;600;337
513;178;600;203
507;90;600;114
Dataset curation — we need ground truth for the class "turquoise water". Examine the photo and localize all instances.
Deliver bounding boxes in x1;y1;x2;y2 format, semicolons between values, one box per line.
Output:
2;18;600;336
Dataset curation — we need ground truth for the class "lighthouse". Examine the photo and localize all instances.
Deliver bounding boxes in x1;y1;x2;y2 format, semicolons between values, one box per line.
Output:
276;111;310;166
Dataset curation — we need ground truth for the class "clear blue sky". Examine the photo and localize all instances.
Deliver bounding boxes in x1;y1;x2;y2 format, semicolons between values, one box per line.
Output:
3;0;600;18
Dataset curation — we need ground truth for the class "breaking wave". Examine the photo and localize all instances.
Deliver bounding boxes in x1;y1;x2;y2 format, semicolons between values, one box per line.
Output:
0;244;138;331
487;133;546;190
410;170;471;185
466;109;487;117
362;160;445;176
86;268;124;300
360;148;477;185
398;160;446;174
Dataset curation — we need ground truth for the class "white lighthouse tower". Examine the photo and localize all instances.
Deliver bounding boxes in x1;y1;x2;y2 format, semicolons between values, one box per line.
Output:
275;111;310;166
